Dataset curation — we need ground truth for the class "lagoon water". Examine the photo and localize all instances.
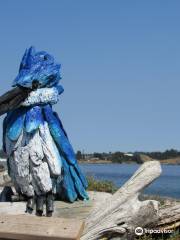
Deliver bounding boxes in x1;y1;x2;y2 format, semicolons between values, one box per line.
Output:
80;163;180;199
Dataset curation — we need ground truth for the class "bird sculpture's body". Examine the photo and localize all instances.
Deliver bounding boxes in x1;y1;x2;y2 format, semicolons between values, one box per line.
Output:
0;47;88;216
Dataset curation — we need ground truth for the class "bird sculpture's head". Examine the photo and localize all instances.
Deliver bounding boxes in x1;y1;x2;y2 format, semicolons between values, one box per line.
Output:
13;46;61;89
0;47;63;116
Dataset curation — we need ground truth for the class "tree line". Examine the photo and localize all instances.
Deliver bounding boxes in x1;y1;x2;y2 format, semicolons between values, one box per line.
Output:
1;148;180;163
76;149;180;163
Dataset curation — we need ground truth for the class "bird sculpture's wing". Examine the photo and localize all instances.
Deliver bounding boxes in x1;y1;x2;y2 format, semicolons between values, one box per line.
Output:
43;104;89;202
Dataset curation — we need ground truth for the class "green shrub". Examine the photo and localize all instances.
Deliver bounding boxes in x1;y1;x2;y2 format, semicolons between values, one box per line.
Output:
87;176;118;194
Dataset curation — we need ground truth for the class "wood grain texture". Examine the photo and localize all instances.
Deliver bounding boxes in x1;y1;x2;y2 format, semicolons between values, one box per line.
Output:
0;214;84;240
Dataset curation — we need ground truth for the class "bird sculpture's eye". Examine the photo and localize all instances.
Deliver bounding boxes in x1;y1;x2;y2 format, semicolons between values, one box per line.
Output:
44;55;48;60
32;80;39;89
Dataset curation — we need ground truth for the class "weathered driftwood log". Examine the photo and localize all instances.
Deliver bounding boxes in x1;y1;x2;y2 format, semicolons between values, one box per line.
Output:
158;201;180;230
82;161;162;240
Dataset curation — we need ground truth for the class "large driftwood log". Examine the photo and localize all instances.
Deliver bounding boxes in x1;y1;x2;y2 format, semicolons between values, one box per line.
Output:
82;161;162;240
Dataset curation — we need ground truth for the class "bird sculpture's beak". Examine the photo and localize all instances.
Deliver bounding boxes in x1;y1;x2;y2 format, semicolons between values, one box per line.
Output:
0;86;31;116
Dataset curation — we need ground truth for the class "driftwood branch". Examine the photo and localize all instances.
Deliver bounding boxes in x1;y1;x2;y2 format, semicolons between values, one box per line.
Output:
82;161;162;240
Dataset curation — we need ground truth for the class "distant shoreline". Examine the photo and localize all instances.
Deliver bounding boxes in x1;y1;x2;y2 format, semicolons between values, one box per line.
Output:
79;159;180;165
79;160;113;164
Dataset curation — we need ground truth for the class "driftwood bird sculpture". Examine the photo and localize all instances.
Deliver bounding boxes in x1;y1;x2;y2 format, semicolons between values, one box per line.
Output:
0;46;88;216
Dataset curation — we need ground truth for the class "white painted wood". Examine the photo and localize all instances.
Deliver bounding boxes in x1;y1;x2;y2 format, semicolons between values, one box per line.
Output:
21;87;59;106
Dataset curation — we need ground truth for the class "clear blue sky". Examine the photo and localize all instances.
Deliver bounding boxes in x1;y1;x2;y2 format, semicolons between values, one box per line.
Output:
0;0;180;153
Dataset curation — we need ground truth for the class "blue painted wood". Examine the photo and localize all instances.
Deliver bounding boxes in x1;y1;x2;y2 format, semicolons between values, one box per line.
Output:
25;106;44;133
13;46;61;89
6;108;25;141
57;156;77;202
43;105;77;165
53;112;68;138
74;163;88;189
43;105;88;201
69;165;89;200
